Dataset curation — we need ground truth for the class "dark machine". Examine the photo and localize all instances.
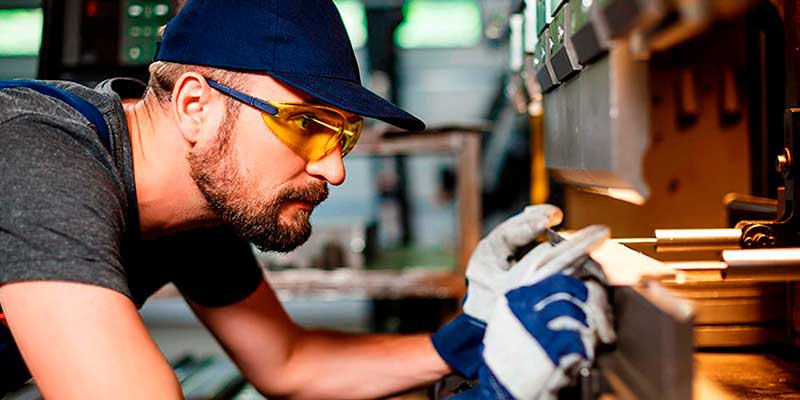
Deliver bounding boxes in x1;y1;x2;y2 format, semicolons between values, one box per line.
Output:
38;0;179;85
514;0;800;398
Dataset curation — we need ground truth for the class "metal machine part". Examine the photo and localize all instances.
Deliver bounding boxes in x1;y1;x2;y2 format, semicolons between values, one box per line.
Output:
638;0;760;55
654;229;743;246
543;39;651;203
544;228;610;283
721;248;800;281
509;13;533;114
521;0;800;396
663;280;789;347
533;1;762;205
724;248;800;268
738;109;800;248
598;281;694;400
599;0;668;40
535;29;561;92
549;3;583;81
724;193;778;226
614;228;744;252
570;0;610;65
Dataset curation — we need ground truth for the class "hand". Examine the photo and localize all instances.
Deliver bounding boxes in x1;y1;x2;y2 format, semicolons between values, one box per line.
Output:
463;204;564;322
432;205;563;378
453;226;615;400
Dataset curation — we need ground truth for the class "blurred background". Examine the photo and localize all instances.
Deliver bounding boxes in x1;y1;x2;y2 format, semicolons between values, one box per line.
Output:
9;0;800;399
0;1;538;398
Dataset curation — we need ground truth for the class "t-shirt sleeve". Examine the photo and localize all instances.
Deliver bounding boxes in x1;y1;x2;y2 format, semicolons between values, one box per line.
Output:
164;226;264;307
0;118;131;298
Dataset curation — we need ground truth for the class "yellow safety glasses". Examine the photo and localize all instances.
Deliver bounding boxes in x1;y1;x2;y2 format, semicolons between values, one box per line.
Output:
206;78;363;161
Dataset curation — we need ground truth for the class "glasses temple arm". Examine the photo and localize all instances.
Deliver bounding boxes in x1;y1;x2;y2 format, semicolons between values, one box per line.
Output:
205;79;279;115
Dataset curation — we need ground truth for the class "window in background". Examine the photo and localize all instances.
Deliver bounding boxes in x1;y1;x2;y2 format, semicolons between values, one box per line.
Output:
395;0;482;49
0;8;43;57
334;0;368;50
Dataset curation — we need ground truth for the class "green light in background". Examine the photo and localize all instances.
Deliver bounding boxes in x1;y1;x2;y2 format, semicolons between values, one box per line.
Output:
334;0;368;49
0;8;43;57
395;0;482;49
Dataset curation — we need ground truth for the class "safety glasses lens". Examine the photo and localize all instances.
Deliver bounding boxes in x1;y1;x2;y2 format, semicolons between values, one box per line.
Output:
263;106;362;161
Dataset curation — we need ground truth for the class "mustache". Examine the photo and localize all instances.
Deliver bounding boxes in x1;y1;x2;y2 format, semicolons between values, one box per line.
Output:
280;181;329;206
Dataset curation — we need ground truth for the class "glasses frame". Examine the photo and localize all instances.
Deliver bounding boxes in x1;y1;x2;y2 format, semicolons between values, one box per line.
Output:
206;78;280;116
204;78;363;161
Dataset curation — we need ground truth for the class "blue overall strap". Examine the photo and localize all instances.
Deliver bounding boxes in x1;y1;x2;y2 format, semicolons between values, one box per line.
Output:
0;80;111;153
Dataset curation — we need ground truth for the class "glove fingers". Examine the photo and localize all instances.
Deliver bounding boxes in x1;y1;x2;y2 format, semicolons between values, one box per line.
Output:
542;330;586;364
502;242;555;287
486;205;563;267
506;274;588;308
502;295;589;366
514;240;554;268
521;225;610;284
546;315;599;361
524;204;564;228
537;300;588;329
585;281;616;344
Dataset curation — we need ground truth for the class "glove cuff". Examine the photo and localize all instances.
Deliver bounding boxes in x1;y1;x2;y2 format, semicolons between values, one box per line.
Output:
431;314;486;378
478;366;517;400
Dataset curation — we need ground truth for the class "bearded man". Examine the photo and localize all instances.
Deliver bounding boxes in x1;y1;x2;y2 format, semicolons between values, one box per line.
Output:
0;1;613;399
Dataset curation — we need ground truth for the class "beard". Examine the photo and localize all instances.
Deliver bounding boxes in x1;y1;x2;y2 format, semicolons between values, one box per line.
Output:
187;114;328;252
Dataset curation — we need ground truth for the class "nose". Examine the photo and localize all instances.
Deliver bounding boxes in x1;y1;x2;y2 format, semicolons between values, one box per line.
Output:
305;146;346;185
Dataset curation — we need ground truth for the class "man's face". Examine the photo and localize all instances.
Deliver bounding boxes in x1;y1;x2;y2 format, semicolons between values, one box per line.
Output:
187;75;347;252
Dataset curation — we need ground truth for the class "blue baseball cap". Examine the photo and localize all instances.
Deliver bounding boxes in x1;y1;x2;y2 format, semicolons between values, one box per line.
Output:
154;0;425;131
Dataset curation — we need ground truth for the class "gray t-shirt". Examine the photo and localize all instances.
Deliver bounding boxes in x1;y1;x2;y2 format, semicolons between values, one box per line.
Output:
0;78;262;308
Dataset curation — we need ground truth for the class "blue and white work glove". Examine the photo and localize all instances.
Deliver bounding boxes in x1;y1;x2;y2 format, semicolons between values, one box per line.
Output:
432;205;563;378
454;225;616;400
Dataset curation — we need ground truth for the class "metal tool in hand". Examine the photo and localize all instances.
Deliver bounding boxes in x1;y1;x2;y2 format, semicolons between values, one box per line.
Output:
544;228;609;285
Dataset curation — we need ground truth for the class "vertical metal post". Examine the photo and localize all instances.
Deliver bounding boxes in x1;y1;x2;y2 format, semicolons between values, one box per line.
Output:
457;133;482;276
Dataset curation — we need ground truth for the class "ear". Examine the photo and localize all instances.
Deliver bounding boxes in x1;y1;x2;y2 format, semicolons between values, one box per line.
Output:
171;72;221;145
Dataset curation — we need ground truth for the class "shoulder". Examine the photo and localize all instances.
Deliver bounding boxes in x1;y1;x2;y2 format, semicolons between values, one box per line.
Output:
0;80;119;167
0;116;122;197
0;80;111;125
0;116;129;244
0;118;132;298
0;83;135;299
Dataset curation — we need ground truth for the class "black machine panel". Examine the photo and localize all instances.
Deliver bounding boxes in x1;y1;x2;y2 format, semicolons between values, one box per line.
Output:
39;0;179;85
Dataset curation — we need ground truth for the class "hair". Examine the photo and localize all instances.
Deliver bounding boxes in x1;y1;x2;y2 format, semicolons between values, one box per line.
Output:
145;1;247;111
144;61;249;107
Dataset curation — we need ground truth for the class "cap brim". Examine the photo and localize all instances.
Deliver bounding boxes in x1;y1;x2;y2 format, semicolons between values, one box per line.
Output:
266;71;426;132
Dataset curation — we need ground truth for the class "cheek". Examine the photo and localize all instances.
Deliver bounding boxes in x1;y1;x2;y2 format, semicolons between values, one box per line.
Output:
233;110;308;190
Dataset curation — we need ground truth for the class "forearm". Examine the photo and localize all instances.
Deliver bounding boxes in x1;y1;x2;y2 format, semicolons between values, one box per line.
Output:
259;331;452;399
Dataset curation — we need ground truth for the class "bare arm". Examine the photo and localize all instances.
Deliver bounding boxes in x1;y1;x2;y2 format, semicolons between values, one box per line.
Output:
0;281;183;400
189;279;453;400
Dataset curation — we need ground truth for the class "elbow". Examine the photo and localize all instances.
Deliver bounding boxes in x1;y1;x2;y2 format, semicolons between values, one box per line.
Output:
253;387;291;400
249;380;294;400
244;333;311;399
247;362;314;400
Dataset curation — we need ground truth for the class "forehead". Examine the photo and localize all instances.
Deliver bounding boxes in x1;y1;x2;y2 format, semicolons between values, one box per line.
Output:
249;73;359;119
